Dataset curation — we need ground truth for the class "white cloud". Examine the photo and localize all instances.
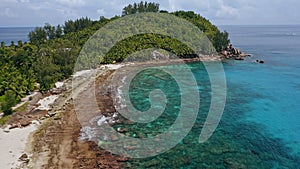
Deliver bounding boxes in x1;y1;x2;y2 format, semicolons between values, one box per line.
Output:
19;0;30;3
167;0;209;12
55;0;86;7
215;4;239;19
97;9;106;16
2;8;18;18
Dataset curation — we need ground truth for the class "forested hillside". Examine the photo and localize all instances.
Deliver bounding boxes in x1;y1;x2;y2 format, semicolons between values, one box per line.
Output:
0;1;229;115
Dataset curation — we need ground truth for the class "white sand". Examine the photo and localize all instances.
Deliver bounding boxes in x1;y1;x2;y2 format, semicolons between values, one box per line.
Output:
0;124;38;169
36;95;59;111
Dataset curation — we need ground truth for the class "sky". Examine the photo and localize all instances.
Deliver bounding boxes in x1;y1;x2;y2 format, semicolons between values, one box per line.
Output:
0;0;299;27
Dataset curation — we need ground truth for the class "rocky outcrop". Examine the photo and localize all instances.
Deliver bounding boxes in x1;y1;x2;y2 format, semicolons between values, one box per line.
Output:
220;44;251;60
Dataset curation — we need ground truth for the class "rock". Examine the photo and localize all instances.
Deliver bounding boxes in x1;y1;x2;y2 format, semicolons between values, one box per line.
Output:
51;89;62;94
54;116;61;120
256;60;265;64
20;121;31;127
3;125;11;133
116;157;129;162
9;124;18;130
19;153;28;159
117;127;127;133
30;109;48;116
19;153;29;163
31;120;40;125
239;53;251;57
48;111;57;117
220;50;228;56
235;57;244;61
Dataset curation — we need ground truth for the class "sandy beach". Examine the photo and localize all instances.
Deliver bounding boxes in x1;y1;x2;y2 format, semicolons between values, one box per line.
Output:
0;124;37;169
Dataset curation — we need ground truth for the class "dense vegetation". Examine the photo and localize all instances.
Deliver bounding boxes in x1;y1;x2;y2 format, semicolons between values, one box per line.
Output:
0;1;229;115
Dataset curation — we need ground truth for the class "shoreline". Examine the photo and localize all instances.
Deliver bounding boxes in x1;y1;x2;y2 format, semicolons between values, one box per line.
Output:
26;66;128;168
1;55;250;168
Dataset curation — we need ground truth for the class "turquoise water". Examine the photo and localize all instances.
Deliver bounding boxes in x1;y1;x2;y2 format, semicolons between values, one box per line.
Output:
222;25;300;155
115;26;300;168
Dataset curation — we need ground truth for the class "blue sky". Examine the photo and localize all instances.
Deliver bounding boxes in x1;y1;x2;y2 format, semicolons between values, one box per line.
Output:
0;0;299;27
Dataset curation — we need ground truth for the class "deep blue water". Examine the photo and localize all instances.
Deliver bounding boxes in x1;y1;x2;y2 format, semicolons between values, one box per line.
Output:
0;27;34;44
118;25;300;168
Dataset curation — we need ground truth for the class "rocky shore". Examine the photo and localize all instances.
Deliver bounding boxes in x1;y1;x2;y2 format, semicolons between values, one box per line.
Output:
219;44;251;60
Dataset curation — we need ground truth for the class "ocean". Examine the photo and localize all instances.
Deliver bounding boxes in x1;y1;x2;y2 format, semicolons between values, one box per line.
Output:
116;25;300;168
221;25;300;155
0;27;34;44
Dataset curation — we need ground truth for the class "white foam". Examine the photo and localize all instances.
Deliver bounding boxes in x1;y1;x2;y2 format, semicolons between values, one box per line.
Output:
112;112;118;118
115;76;127;109
79;126;96;141
97;116;109;126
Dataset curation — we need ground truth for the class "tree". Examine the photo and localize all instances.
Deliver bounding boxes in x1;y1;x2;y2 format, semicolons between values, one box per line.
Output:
1;41;5;48
55;25;63;38
44;23;56;40
17;40;23;47
122;1;159;15
29;27;47;45
11;41;15;47
64;17;93;34
64;20;75;34
1;90;17;115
